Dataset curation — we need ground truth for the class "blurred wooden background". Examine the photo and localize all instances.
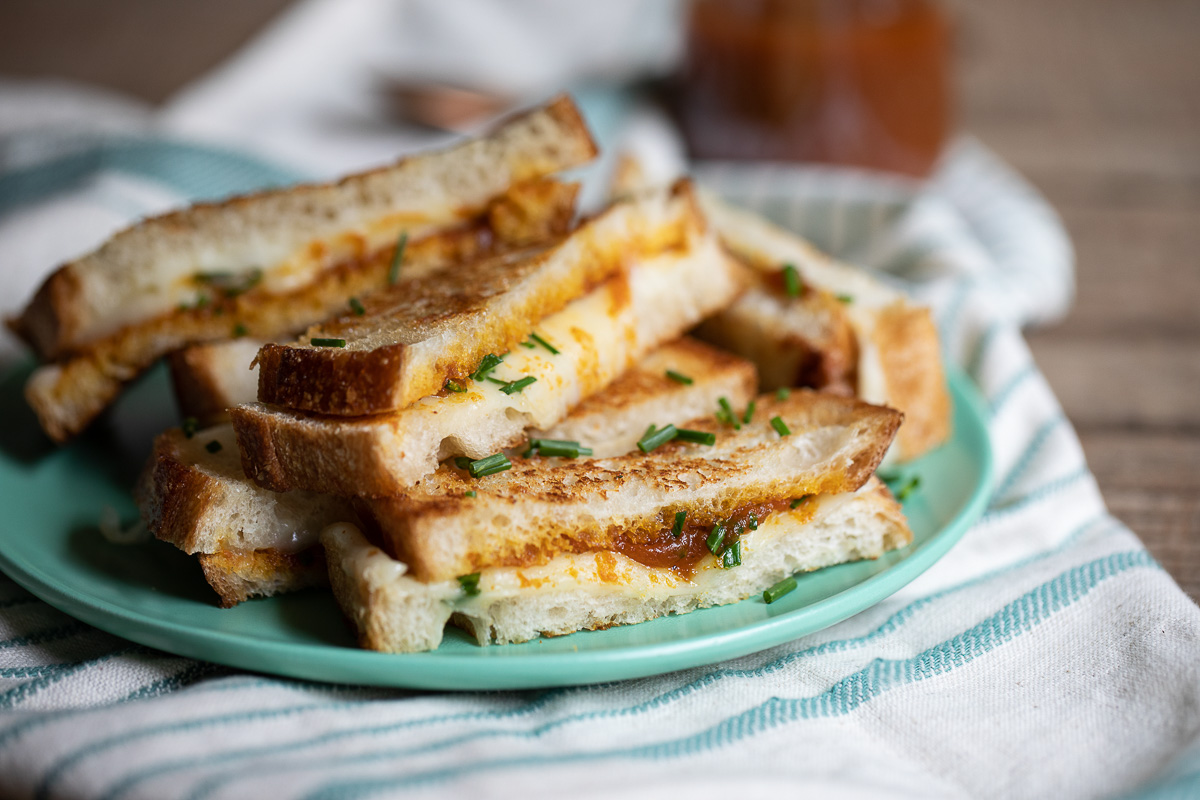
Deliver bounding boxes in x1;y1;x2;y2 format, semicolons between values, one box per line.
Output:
0;0;1196;599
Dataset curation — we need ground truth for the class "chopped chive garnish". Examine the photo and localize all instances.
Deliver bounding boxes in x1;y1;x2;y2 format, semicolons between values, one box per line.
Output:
675;428;716;446
716;397;741;429
195;268;262;298
349;297;365;316
782;264;803;298
205;440;222;454
706;523;726;555
181;417;199;438
763;577;797;604
666;370;693;385
311;338;346;348
444;380;467;393
742;401;756;425
790;496;811;510
722;540;742;568
458;572;481;596
453;456;473;470
388;231;408;285
770;416;791;437
776;387;791;401
642;423;657;440
465;490;477;498
837;293;854;304
520;339;537;349
895;475;921;502
467;453;512;478
529;332;559;355
471;353;504;382
527;438;592;458
194;294;211;310
671;511;686;538
500;376;537;395
637;423;678;453
232;323;248;338
748;512;758;530
486;376;508;385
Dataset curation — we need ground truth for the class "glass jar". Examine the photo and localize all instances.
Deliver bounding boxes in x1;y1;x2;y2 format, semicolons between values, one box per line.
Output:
677;0;953;177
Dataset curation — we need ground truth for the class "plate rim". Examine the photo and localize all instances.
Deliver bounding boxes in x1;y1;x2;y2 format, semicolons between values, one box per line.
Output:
0;368;993;690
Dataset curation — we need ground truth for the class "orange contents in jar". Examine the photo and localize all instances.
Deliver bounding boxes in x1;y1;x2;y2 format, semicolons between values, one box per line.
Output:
678;0;953;177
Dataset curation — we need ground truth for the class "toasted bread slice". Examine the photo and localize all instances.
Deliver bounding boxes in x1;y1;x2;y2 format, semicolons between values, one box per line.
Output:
231;186;747;497
142;340;757;606
531;337;756;458
168;339;264;427
697;193;951;461
254;182;701;416
360;391;901;582
134;424;357;606
324;478;911;652
16;97;593;442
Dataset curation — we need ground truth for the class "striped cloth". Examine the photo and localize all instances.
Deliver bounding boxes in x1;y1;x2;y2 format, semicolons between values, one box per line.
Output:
1;129;1198;800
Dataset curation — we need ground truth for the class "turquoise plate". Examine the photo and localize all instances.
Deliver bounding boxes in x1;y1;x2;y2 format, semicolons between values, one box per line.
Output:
0;364;992;690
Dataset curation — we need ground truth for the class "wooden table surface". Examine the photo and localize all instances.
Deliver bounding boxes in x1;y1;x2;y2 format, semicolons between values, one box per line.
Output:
1;1;1196;600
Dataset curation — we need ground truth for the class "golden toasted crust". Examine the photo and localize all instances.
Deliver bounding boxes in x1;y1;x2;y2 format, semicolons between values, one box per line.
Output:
198;547;327;609
873;302;952;459
362;390;902;582
254;183;697;416
13;96;595;361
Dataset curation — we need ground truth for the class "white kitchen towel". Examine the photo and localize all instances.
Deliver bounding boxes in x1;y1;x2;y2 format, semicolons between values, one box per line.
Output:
1;1;1199;798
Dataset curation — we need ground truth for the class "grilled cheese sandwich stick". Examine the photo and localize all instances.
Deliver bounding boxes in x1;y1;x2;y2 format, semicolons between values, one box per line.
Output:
361;391;901;583
139;339;757;606
253;182;702;416
326;477;911;652
14;95;594;441
696;193;951;461
231;183;747;497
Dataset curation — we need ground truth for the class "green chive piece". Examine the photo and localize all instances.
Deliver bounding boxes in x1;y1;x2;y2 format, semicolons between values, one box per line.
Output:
529;332;560;355
706;523;726;555
194;294;211;310
465;490;477;498
193;270;233;284
666;370;693;385
349;297;366;316
232;323;248;338
527;438;591;458
837;293;854;304
742;401;756;425
467;453;512;478
764;576;797;604
205;440;222;454
638;423;678;453
748;513;758;530
181;417;199;438
500;376;537;395
671;511;686;538
445;380;467;393
675;428;716;446
311;338;346;348
782;264;803;298
486;376;508;385
388;231;408;285
770;415;791;437
454;456;473;470
642;423;657;440
896;475;921;502
790;496;811;510
458;572;481;596
776;387;791;401
519;339;537;349
471;353;504;382
194;268;262;298
717;397;741;430
722;540;743;568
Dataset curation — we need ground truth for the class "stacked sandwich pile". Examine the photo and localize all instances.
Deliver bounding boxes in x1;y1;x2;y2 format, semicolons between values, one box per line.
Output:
10;96;951;653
